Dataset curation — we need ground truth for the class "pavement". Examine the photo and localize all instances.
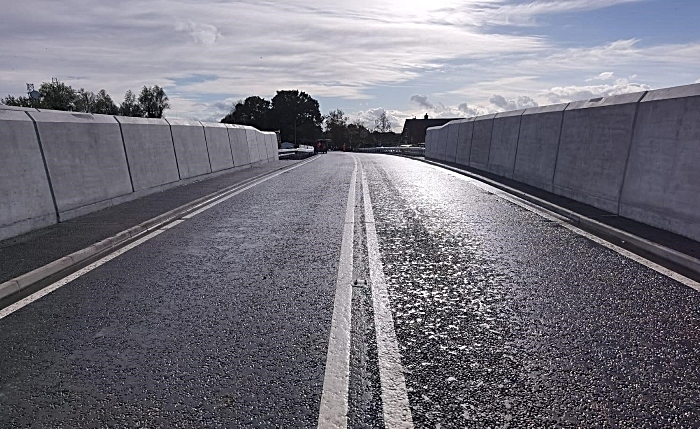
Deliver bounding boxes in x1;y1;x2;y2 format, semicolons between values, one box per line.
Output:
1;152;699;427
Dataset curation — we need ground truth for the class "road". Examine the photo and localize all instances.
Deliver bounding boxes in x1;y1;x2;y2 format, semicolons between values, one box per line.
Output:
1;153;699;428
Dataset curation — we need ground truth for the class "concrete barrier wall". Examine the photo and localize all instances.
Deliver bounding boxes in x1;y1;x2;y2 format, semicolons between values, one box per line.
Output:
486;109;524;178
0;108;273;241
228;125;251;167
115;116;180;192
201;122;234;172
439;125;452;162
444;121;460;163
0;110;56;240
469;114;496;171
167;119;212;179
455;118;475;167
620;84;700;242
425;128;437;159
512;103;568;192
245;127;262;164
553;92;646;213
29;111;133;219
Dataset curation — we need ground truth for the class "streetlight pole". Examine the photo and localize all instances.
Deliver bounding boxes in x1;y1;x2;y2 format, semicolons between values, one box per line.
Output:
294;118;297;147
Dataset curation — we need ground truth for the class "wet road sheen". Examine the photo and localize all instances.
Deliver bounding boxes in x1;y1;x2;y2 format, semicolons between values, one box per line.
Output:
1;153;699;428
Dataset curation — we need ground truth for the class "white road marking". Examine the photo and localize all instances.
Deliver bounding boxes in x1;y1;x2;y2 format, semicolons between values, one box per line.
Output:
0;159;321;319
318;157;357;429
0;221;185;320
361;162;415;429
434;166;700;292
183;157;318;219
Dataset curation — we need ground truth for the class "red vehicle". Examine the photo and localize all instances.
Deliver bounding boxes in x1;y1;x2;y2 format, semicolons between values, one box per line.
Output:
316;140;329;154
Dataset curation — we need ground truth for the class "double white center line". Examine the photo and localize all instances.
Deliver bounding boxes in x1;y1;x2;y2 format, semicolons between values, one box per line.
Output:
318;157;413;428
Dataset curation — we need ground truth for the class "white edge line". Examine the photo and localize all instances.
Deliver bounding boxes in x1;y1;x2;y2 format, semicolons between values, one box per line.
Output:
361;162;415;429
434;166;700;292
0;224;179;320
183;156;318;219
318;156;357;429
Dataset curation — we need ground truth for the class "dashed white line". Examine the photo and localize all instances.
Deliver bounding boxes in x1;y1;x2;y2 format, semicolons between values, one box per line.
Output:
318;156;357;429
361;162;415;429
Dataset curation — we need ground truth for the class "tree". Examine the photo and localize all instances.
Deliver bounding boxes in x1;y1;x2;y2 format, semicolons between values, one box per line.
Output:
1;94;37;108
271;90;323;144
93;89;119;115
138;85;170;118
325;109;348;147
39;80;78;111
221;96;271;129
348;119;371;148
120;90;143;117
74;88;97;113
374;110;392;133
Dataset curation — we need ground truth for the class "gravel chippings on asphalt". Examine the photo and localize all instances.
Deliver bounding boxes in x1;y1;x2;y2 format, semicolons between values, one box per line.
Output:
361;155;700;428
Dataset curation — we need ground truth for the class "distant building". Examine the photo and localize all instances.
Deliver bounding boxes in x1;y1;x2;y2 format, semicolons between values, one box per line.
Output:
401;115;463;145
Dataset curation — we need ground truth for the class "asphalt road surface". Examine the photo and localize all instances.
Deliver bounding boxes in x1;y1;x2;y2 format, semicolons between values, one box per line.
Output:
1;153;699;428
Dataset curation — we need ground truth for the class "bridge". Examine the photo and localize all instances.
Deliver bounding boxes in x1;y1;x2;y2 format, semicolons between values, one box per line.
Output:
0;83;699;428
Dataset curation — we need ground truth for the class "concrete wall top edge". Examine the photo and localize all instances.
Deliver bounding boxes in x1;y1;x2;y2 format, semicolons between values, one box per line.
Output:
0;109;34;121
494;109;525;119
199;121;228;128
566;91;646;110
165;118;203;127
640;82;700;102
114;116;168;125
0;105;38;112
474;113;497;121
522;103;569;116
28;110;118;124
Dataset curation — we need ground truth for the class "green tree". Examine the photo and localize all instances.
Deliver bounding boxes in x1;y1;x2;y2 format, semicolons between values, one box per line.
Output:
74;88;97;113
138;85;170;118
39;80;78;111
325;109;349;147
93;89;119;115
1;94;38;108
348;119;371;148
271;90;323;144
221;96;271;129
374;110;393;133
119;90;143;117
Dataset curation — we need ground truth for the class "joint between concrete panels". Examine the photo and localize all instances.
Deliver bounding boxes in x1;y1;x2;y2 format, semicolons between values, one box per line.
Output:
166;120;182;180
550;103;570;187
616;91;648;215
115;118;135;193
25;111;60;223
201;122;214;173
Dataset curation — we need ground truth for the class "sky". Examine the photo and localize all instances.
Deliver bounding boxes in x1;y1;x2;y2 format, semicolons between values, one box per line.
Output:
2;0;699;131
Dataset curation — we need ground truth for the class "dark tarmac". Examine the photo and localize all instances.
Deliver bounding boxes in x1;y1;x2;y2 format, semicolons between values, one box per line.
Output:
1;153;699;428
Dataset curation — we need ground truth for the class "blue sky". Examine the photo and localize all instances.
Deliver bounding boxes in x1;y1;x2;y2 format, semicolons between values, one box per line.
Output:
1;0;699;130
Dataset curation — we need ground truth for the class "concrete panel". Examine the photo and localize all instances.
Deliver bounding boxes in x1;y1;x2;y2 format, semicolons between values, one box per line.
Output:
512;103;568;192
455;118;475;168
28;111;132;216
487;110;524;178
436;125;449;161
256;131;269;164
620;83;700;241
167;119;212;179
227;125;251;167
553;92;646;213
201;122;234;172
262;132;275;161
269;133;279;161
444;121;460;163
245;127;262;164
469;114;496;171
115;116;179;192
0;110;56;240
425;127;438;159
0;105;38;112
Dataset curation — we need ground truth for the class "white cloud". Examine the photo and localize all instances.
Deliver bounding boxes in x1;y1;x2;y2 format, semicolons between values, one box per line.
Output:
489;94;538;111
175;22;222;47
541;77;650;103
587;72;616;82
